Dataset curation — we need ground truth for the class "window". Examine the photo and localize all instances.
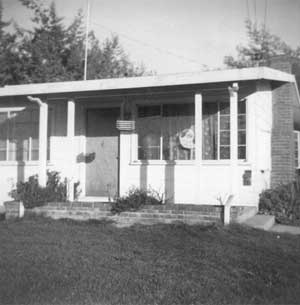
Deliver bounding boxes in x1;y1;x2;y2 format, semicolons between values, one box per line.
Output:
294;131;300;168
0;109;51;161
202;99;246;160
136;103;195;160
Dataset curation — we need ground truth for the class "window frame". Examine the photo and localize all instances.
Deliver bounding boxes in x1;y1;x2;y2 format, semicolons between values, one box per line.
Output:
202;99;247;161
134;101;196;162
0;107;53;163
130;98;248;165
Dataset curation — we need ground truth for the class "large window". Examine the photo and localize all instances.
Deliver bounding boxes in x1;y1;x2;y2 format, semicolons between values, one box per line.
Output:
0;109;51;161
136;100;246;161
202;99;246;160
136;103;195;160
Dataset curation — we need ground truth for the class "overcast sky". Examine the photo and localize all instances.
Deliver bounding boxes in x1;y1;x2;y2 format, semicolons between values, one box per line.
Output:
2;0;300;74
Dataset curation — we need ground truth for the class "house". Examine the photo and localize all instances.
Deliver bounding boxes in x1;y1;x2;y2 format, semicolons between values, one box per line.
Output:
0;56;300;214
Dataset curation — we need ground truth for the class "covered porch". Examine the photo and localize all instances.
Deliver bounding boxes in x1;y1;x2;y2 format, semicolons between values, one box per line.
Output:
0;67;294;208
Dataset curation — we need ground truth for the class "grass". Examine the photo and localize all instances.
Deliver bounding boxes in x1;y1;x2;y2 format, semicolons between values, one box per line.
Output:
0;216;300;305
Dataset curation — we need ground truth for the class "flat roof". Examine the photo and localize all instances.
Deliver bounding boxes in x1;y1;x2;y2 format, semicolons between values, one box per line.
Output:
0;66;296;97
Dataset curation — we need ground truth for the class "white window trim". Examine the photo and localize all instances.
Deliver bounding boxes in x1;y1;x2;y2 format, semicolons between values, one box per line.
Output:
202;99;247;161
130;98;247;164
0;107;54;163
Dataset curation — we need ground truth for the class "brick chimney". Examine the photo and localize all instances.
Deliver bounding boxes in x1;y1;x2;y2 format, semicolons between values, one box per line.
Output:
265;55;300;186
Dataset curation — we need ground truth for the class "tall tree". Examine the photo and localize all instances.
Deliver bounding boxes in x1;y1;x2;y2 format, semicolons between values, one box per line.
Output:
0;0;147;85
224;20;300;68
0;0;23;85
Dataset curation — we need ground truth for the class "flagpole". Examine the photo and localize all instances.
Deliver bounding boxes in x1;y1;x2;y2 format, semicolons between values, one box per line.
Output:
84;0;90;80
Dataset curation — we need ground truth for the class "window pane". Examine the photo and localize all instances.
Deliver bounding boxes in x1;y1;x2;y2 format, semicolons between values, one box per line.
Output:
0;113;8;160
238;146;246;159
203;103;218;160
295;132;299;167
162;116;194;160
220;115;230;130
0;139;6;149
31;150;39;161
220;146;230;159
238;131;246;145
238;100;246;114
0;150;6;161
8;110;39;161
0;113;8;124
238;115;246;129
137;115;161;160
220;131;230;145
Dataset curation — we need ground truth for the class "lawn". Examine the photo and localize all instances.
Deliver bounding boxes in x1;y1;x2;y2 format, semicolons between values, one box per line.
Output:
0;216;300;305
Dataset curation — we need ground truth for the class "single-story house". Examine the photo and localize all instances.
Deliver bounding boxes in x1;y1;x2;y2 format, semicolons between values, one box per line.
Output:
0;56;300;213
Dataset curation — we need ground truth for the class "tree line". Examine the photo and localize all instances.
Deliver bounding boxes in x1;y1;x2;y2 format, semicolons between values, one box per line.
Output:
0;0;146;86
0;0;299;86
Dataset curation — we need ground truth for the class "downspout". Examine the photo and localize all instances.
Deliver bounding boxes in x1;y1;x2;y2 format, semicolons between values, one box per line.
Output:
27;96;48;187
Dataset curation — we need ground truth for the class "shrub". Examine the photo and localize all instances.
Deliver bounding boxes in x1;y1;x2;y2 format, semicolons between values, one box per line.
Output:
9;171;76;209
259;181;300;225
111;187;163;214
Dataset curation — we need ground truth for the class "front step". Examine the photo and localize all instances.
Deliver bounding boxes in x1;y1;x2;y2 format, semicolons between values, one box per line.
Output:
244;214;275;231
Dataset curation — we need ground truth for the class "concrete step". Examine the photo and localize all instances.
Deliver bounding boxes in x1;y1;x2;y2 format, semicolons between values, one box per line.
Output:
244;214;275;231
269;224;300;235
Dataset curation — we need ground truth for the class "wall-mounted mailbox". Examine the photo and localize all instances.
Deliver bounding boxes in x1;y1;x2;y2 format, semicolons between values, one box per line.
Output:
243;170;252;186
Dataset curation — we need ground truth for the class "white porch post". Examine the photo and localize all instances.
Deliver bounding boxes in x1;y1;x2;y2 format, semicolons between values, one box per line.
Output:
225;83;239;224
27;96;48;187
195;92;202;204
67;99;75;201
39;103;48;187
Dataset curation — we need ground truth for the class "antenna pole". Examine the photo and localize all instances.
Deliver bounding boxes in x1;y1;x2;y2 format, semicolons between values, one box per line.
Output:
84;0;90;80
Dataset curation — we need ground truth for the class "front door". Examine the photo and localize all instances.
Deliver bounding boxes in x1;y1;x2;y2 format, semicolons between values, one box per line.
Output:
85;107;119;198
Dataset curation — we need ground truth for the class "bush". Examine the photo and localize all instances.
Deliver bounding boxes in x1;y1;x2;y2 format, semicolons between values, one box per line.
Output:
10;171;71;209
111;187;163;214
259;181;300;225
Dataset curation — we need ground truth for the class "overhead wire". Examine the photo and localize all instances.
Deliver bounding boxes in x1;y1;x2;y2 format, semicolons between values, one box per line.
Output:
90;20;205;68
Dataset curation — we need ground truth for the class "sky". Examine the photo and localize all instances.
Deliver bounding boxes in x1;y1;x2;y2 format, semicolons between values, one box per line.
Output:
2;0;300;74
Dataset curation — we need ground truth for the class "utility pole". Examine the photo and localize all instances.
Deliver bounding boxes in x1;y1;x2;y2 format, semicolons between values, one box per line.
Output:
84;0;90;80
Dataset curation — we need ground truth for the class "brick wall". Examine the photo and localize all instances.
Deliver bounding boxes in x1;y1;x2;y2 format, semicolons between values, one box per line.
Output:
268;56;300;186
27;202;224;226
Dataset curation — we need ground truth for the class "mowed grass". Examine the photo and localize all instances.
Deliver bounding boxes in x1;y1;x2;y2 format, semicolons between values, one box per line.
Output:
0;216;300;305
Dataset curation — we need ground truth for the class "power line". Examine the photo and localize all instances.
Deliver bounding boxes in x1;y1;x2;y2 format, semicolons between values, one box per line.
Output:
90;20;205;68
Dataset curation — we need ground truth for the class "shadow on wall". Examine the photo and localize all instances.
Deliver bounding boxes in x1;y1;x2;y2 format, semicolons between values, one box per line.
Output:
139;161;175;204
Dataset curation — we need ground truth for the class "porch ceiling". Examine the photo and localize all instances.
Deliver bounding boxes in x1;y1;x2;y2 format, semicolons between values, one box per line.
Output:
0;67;295;98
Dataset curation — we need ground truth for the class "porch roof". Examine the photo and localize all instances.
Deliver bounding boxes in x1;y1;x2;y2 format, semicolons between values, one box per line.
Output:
0;67;296;97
